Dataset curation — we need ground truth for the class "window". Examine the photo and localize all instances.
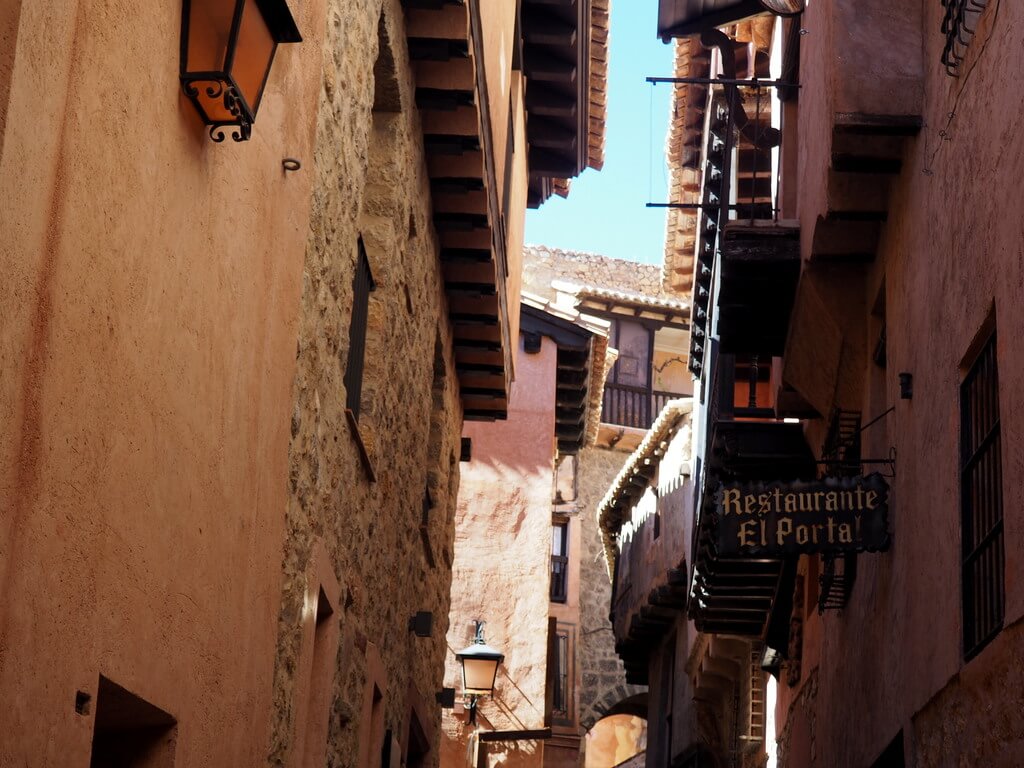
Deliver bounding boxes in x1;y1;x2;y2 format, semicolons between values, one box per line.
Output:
298;587;336;768
602;318;655;429
961;330;1004;660
553;630;569;717
344;239;376;420
548;623;574;724
356;643;387;768
89;676;177;768
550;522;568;603
871;730;905;767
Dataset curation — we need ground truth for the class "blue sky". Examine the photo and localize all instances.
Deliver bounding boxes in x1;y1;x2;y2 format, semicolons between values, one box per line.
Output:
524;4;675;265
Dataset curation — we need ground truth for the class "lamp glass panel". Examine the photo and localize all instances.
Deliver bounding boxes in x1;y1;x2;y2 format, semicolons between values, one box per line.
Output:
233;0;277;115
187;0;238;72
462;658;498;695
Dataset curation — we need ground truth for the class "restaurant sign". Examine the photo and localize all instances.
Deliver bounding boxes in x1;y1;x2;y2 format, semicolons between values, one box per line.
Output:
714;474;890;556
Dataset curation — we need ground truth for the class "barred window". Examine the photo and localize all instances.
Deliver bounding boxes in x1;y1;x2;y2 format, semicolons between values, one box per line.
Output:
552;629;570;719
550;522;568;603
344;239;376;420
960;331;1004;660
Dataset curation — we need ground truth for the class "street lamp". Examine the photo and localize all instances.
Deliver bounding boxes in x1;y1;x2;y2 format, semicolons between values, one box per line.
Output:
455;621;504;724
180;0;302;142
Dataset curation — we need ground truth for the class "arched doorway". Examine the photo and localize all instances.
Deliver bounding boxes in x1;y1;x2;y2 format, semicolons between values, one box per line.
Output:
584;710;647;768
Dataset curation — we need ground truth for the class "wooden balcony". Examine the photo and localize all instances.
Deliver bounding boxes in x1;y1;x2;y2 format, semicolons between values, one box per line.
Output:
689;354;814;646
601;383;681;430
716;221;800;358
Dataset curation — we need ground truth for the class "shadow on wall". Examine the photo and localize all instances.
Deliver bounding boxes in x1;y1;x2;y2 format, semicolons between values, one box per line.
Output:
585;714;647;768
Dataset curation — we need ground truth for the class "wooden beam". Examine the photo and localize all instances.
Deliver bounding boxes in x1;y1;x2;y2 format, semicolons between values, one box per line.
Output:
407;36;468;61
522;48;577;83
479;729;552;743
415;87;474;111
523;17;576;47
524;83;577;118
526;117;577;150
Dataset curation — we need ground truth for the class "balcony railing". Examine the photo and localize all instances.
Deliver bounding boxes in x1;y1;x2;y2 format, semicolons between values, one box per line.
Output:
602;383;680;430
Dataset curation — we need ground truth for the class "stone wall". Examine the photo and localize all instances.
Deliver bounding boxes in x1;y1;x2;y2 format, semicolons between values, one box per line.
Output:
523;246;673;300
577;446;645;733
911;617;1024;767
268;2;464;766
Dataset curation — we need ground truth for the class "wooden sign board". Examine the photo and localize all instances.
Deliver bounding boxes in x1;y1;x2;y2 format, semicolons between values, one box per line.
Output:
714;474;890;556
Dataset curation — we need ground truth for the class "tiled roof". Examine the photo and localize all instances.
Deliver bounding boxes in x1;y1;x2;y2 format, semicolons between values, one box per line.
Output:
551;280;691;313
597;398;693;566
588;0;610;171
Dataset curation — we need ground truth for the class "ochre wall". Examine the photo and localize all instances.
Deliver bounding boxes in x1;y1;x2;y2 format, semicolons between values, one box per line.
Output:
777;1;1024;765
0;0;325;764
441;333;559;768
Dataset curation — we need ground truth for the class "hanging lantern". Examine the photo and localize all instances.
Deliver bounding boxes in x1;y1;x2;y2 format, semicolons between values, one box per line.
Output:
455;622;505;697
180;0;302;142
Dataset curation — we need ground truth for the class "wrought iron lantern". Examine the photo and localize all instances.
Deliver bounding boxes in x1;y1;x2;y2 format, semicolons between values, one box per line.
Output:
180;0;302;142
455;621;504;723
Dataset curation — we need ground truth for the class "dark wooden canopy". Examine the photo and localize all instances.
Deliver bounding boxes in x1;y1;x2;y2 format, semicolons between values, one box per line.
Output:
657;0;803;41
403;0;601;419
521;304;595;454
716;222;800;357
691;420;813;650
521;0;595;207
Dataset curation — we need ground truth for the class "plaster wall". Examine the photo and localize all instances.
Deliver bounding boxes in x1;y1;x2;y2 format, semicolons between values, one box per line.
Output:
0;0;324;764
795;0;923;260
475;3;527;368
505;71;529;360
441;334;559;768
0;0;20;154
777;1;1024;765
583;715;646;768
643;629;699;768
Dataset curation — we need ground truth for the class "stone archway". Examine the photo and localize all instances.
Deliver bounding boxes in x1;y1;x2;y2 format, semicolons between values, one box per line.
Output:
581;686;647;733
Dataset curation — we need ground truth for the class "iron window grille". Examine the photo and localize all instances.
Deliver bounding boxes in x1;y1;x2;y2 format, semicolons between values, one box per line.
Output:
552;630;570;719
960;331;1004;660
940;0;991;76
344;239;376;420
818;409;862;613
550;522;569;603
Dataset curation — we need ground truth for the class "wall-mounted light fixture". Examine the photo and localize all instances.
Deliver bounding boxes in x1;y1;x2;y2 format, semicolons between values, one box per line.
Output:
899;372;913;400
180;0;302;142
408;611;433;638
455;621;504;724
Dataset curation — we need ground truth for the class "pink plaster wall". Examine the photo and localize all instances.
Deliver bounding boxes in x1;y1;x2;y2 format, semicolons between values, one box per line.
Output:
442;333;559;766
0;0;324;763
